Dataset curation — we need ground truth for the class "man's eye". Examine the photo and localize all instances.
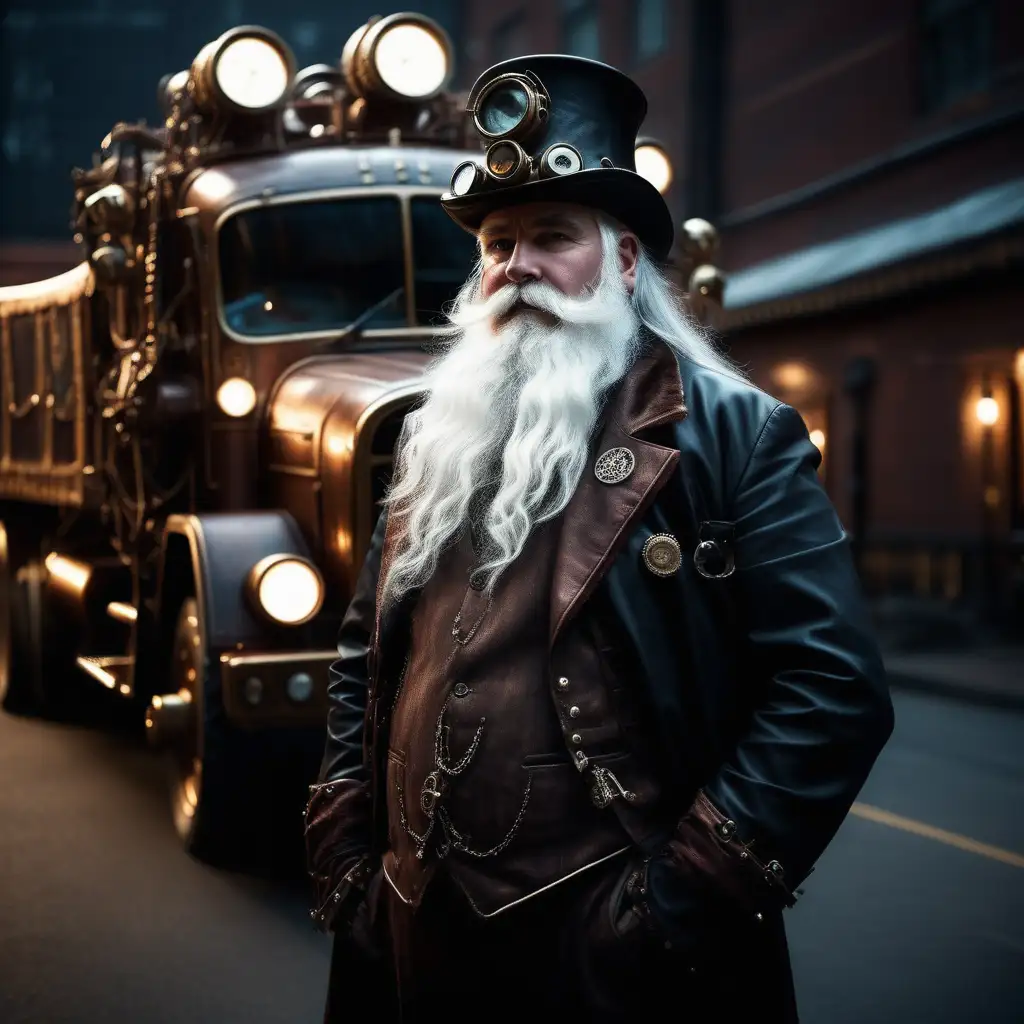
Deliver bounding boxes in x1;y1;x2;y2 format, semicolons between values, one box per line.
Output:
487;239;512;253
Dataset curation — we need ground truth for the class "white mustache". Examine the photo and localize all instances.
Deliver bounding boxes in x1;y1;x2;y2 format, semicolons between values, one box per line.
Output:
444;278;613;331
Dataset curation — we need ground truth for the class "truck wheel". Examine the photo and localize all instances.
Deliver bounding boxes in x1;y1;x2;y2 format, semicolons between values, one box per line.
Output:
151;596;310;871
0;518;94;719
159;597;238;865
0;519;44;715
0;520;14;708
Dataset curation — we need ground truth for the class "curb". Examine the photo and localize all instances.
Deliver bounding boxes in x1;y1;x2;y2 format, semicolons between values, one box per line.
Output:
884;668;1024;713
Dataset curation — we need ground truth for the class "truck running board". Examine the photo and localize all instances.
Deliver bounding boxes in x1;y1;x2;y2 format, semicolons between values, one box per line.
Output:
75;655;134;696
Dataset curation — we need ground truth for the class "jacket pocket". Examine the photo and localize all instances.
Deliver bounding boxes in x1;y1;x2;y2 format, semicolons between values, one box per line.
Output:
521;750;573;768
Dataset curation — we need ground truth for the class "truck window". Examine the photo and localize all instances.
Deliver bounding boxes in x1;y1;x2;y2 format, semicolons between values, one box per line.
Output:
410;197;479;326
218;196;406;339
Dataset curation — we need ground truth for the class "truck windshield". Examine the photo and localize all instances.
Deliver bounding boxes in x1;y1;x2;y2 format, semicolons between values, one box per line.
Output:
218;194;477;339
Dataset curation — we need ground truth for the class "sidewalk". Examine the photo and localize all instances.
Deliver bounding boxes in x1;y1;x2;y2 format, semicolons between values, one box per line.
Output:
883;646;1024;711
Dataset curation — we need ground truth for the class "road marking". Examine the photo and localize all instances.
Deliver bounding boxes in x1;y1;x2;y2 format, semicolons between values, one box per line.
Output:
851;802;1024;870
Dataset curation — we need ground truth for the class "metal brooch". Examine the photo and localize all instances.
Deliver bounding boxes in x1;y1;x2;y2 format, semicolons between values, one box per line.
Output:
642;533;682;577
594;447;635;485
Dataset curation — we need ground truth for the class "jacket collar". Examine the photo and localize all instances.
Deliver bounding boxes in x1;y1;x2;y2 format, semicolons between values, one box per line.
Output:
373;337;688;660
548;338;687;643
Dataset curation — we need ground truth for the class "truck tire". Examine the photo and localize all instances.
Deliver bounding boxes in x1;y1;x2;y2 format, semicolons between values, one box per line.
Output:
167;596;239;864
165;596;298;871
0;517;96;719
0;518;46;715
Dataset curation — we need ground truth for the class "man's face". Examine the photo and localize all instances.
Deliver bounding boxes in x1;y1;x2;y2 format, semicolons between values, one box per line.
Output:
477;202;637;299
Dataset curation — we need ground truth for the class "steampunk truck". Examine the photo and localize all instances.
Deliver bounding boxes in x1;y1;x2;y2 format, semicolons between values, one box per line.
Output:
0;12;702;867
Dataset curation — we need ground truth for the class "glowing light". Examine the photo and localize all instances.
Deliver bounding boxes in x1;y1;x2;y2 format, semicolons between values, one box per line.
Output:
975;396;999;427
634;143;673;194
374;23;449;98
255;558;324;626
44;552;91;595
772;363;811;392
809;428;826;451
216;37;290;110
216;377;257;417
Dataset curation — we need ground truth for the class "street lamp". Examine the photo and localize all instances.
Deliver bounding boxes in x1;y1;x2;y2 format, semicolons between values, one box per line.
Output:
976;395;999;427
976;381;1000;621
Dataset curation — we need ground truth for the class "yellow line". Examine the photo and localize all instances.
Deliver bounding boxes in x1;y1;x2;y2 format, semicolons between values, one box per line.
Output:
851;802;1024;870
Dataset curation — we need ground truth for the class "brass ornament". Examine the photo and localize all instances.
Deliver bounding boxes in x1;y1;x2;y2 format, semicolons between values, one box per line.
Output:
688;264;726;306
594;446;635;485
679;217;720;263
642;533;683;577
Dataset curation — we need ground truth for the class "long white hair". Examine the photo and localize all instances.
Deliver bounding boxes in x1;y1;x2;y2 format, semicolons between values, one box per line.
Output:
379;213;743;608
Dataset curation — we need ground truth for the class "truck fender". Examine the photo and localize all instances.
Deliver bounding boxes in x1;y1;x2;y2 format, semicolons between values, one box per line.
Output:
157;511;315;652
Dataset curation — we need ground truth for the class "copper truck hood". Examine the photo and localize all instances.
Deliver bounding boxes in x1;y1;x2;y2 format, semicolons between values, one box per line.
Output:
265;349;431;601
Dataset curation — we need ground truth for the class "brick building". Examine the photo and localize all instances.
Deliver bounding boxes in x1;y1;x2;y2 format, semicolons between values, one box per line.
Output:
460;0;1024;629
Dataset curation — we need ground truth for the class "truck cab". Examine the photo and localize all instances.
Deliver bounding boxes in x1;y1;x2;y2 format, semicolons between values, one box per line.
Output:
0;14;480;866
0;13;695;867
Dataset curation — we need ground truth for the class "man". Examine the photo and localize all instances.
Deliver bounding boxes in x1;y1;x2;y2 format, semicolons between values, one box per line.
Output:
306;54;893;1023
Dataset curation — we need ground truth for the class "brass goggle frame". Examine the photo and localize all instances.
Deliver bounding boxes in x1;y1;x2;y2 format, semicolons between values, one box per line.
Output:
470;71;551;144
448;140;585;198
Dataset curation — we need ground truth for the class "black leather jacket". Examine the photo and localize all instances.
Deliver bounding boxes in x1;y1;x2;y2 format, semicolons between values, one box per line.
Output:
312;349;894;928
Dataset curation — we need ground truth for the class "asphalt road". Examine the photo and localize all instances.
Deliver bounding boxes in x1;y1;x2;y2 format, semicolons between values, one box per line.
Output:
1;688;1022;1024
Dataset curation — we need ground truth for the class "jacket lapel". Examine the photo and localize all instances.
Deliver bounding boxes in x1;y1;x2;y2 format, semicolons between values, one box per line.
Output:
549;341;687;644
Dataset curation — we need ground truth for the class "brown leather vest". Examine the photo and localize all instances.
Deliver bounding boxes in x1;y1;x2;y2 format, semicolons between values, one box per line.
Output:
381;516;631;917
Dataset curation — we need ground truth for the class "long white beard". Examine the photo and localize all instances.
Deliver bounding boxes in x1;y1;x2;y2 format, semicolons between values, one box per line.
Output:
380;243;642;609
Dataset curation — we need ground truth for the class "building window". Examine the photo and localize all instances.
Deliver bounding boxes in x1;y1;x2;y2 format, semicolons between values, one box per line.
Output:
491;11;528;63
562;0;600;61
635;0;666;61
920;0;993;114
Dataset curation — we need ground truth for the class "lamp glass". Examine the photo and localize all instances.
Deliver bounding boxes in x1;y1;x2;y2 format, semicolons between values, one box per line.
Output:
634;144;673;194
216;37;290;109
216;377;257;417
976;396;999;427
374;23;448;98
258;559;323;625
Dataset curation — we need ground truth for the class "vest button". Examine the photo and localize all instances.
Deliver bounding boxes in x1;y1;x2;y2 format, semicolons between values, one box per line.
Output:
557;677;570;690
453;682;469;697
571;733;582;744
569;705;581;718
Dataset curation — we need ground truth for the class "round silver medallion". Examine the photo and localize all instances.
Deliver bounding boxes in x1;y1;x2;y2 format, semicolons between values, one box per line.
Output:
642;533;683;577
594;447;635;485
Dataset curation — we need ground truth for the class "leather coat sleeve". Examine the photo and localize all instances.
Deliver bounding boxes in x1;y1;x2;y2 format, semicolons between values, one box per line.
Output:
666;403;894;911
304;508;389;922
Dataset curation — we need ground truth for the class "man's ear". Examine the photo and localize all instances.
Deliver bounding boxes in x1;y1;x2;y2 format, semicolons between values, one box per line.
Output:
619;233;640;293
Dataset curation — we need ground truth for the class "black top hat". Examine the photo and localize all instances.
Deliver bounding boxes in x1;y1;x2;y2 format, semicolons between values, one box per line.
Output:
442;55;674;260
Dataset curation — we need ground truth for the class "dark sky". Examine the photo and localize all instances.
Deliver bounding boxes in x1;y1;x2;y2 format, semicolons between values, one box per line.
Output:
0;0;463;240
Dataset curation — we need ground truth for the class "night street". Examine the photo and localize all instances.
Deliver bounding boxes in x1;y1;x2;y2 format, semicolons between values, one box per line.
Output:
1;688;1021;1024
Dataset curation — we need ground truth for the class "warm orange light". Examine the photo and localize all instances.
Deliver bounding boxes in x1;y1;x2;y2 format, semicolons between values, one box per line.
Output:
44;552;91;596
975;396;999;427
809;428;826;451
772;362;811;392
216;377;257;417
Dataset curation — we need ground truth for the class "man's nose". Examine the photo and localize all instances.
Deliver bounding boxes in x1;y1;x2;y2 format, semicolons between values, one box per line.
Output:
504;242;542;285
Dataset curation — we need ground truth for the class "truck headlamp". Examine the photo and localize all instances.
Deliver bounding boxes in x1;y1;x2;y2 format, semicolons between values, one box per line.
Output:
191;26;295;114
216;377;257;417
342;13;452;102
247;555;325;627
634;139;673;195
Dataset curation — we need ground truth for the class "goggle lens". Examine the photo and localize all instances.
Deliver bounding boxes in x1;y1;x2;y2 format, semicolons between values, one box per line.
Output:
480;82;530;136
